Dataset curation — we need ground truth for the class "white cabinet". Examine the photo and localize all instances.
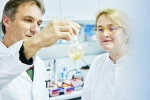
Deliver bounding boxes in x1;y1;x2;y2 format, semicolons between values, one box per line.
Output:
42;0;60;21
42;0;99;21
60;0;99;21
0;0;8;40
99;0;140;19
0;0;8;21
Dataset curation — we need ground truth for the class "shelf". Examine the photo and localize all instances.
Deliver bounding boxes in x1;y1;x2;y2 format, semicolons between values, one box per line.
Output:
40;20;95;27
49;90;82;100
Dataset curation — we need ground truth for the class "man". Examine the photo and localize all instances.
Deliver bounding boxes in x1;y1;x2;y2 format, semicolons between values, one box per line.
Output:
0;0;80;100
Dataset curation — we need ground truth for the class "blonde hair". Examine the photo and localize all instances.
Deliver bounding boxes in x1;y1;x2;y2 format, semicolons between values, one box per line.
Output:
95;8;130;37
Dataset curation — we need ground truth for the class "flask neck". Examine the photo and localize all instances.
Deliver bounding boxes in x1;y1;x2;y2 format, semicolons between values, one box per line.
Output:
71;39;78;44
71;35;78;44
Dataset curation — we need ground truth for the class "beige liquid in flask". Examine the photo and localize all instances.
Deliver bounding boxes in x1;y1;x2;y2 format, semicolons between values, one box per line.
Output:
68;35;84;60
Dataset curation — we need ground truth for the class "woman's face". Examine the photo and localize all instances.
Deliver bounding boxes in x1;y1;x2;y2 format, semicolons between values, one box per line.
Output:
96;14;127;51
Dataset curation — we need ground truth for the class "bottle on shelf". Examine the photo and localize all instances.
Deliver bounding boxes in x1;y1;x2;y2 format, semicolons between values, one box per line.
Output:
61;66;68;80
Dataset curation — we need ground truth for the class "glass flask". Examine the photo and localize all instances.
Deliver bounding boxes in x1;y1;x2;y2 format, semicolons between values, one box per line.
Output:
68;35;84;60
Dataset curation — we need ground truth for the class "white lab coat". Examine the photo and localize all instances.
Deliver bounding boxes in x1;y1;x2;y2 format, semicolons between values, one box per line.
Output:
82;51;140;100
0;40;49;100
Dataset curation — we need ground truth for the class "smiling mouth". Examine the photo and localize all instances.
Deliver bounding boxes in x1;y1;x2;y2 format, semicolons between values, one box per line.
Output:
103;40;111;42
26;35;32;38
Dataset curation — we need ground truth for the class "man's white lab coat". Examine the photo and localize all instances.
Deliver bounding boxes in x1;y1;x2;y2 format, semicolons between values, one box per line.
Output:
0;41;49;100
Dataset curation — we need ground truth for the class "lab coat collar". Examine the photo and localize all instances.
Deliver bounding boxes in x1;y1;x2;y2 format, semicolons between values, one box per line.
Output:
0;41;10;57
108;49;134;65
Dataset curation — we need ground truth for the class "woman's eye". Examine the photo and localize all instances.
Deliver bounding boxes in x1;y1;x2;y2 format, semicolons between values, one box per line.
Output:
98;28;103;32
109;26;116;31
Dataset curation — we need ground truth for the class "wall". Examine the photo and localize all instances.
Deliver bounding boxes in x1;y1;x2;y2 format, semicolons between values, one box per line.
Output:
0;24;3;40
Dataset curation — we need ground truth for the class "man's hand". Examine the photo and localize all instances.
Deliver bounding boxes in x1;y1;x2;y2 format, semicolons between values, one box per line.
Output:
23;19;80;60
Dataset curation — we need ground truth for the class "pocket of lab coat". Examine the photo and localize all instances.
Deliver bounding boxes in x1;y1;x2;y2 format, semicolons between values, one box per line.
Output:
0;86;19;100
92;93;113;100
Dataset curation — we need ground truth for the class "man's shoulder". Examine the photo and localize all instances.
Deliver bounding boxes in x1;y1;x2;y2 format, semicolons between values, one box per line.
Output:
34;55;43;62
33;55;47;73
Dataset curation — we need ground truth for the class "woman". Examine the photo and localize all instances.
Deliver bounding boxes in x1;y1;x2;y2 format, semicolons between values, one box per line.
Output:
82;8;136;100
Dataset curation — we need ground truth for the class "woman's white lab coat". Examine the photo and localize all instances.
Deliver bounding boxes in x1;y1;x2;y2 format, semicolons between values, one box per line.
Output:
82;52;140;100
0;41;49;100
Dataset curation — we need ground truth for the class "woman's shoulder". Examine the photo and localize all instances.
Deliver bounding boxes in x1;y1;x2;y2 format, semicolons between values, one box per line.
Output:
89;53;109;71
94;52;109;61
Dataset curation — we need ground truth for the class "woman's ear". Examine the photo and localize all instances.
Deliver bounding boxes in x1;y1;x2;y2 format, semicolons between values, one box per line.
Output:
125;34;129;43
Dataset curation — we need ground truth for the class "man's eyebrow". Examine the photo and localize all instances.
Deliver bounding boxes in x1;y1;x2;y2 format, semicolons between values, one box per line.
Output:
23;15;34;19
23;15;42;23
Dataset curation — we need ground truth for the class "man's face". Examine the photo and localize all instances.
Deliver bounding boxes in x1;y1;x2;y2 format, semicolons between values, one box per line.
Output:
6;3;42;44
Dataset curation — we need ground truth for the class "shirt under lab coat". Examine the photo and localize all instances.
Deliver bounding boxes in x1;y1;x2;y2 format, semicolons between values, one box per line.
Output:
82;51;140;100
0;40;49;100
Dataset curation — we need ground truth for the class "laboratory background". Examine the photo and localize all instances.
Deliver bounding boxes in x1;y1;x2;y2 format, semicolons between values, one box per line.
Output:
0;0;150;100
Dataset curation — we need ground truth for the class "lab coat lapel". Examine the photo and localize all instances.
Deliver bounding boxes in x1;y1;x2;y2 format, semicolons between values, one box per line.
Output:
32;55;42;88
20;71;33;83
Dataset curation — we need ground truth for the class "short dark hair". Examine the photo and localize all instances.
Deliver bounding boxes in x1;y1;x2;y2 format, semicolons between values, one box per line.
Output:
1;0;45;34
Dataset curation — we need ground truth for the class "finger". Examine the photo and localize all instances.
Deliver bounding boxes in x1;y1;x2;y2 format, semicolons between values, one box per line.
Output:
58;32;72;41
70;21;81;29
64;25;74;36
67;22;79;35
59;23;80;36
65;21;80;35
71;21;81;29
51;19;80;34
58;25;74;37
50;19;69;26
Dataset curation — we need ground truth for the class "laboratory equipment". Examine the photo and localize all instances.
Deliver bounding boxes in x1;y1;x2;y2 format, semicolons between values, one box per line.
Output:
68;35;84;60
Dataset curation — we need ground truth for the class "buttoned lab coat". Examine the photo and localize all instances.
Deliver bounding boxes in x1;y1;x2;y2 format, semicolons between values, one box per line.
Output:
0;40;49;100
82;52;140;100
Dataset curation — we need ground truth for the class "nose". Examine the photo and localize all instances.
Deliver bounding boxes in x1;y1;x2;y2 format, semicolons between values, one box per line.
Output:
30;22;40;35
102;30;109;37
